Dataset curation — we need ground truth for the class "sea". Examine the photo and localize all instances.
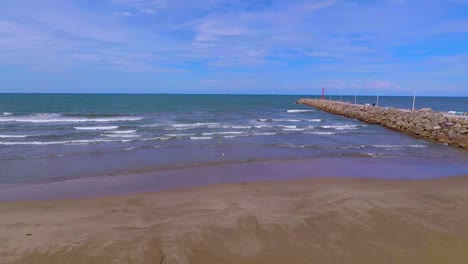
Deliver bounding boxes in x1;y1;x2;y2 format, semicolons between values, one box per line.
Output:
0;94;467;199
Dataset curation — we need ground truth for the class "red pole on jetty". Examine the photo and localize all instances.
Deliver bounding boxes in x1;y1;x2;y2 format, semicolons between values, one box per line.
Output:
322;88;325;100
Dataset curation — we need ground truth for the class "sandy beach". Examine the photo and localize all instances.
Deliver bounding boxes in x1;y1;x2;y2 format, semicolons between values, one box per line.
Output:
2;176;468;263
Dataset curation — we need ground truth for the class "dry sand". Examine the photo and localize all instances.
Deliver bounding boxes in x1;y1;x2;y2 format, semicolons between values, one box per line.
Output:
1;176;468;264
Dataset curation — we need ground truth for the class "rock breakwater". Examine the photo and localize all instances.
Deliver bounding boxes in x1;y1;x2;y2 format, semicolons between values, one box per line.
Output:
297;99;468;149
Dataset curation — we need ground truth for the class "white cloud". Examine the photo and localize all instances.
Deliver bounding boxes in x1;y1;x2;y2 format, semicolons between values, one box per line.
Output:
306;51;346;60
116;0;167;15
203;79;220;84
116;11;135;17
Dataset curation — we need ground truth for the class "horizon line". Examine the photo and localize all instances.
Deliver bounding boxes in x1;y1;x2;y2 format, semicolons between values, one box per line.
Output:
0;92;467;98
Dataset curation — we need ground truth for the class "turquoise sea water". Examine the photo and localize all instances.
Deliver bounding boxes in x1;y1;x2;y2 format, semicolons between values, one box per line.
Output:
0;94;467;190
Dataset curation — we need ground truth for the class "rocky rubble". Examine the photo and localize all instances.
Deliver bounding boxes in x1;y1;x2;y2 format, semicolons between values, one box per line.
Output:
297;99;468;149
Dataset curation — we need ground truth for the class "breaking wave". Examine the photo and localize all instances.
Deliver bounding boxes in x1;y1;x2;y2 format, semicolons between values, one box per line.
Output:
0;114;143;123
286;109;315;113
74;126;119;130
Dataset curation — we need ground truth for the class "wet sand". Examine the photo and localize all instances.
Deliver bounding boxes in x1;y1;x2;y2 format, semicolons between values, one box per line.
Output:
3;157;468;201
2;176;468;263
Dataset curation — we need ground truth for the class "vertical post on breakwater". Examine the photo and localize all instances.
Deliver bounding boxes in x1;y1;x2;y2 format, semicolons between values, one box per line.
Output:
376;91;380;106
412;90;416;111
321;88;325;100
354;91;357;105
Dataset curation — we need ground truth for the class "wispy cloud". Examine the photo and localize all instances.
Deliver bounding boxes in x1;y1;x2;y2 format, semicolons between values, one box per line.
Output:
116;0;167;15
0;0;467;94
306;51;346;60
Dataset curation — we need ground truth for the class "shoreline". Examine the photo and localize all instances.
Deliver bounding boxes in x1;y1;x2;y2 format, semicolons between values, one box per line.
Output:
2;156;468;201
2;175;468;263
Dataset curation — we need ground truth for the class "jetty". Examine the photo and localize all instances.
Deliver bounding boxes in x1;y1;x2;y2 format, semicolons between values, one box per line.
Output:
297;99;468;149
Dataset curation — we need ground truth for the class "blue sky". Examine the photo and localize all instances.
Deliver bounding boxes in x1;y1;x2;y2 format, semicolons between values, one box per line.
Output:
0;0;467;95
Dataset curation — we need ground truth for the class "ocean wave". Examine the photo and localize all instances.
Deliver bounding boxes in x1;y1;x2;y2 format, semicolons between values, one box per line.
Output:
2;112;12;116
63;113;125;117
286;109;315;113
341;145;367;149
74;126;119;130
228;125;251;129
108;130;137;134
124;147;137;151
305;132;336;135
0;139;131;146
141;124;164;128
172;122;219;127
373;144;427;149
282;128;305;131
168;123;220;130
202;131;244;136
0;135;29;138
321;125;360;130
0;114;143;123
272;119;301;122
223;135;242;138
166;133;195;137
363;153;386;158
252;132;276;136
190;136;213;140
257;118;321;123
142;137;171;141
101;134;140;138
278;125;297;128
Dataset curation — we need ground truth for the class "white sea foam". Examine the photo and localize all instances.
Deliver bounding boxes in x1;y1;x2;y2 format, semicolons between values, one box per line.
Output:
223;135;239;138
2;112;12;116
282;128;305;131
202;131;244;136
166;133;195;137
101;134;140;138
340;145;366;149
305;132;336;135
74;126;118;130
168;123;220;130
373;144;426;148
321;125;359;130
0;114;142;123
141;124;164;128
0;141;64;146
228;126;251;129
172;123;218;128
278;125;297;129
142;137;170;141
190;136;213;140
0;139;130;146
272;119;301;122
252;132;276;136
0;135;28;138
124;147;137;151
108;130;137;134
373;144;402;148
286;109;315;113
306;119;323;122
